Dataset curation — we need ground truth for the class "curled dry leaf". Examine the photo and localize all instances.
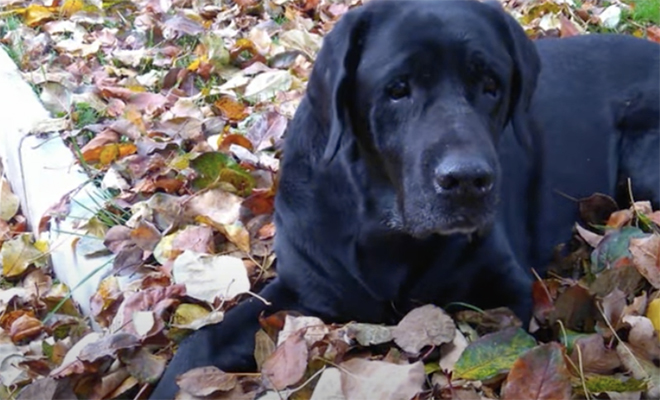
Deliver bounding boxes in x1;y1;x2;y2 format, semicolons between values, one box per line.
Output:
629;234;660;289
339;358;425;400
622;315;660;361
578;193;618;226
172;251;250;303
344;322;393;347
439;328;469;373
502;342;572;400
569;334;621;374
112;285;186;336
277;315;328;346
9;315;43;343
550;284;596;332
608;209;634;228
176;366;237;397
78;332;141;362
51;332;102;377
576;223;603;248
601;288;626;328
261;330;308;390
392;304;455;354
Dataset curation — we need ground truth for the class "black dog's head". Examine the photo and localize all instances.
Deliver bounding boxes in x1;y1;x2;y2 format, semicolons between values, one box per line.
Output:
309;0;540;237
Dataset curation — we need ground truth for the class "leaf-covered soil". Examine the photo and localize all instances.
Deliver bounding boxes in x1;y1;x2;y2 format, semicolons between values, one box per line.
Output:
0;0;658;399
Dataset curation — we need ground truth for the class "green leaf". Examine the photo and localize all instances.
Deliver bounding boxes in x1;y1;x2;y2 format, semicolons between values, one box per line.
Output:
453;327;536;381
190;152;255;195
590;226;646;273
190;152;236;191
424;362;440;375
581;374;647;393
558;330;590;353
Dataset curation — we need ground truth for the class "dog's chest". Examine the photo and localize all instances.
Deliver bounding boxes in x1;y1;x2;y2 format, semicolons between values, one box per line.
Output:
355;233;474;315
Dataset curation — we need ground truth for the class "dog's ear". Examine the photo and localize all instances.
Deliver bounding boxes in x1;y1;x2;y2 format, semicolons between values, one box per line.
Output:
485;1;541;150
305;8;369;164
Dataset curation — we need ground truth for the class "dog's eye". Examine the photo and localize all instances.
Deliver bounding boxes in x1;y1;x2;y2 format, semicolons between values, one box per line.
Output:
386;79;411;100
482;75;499;97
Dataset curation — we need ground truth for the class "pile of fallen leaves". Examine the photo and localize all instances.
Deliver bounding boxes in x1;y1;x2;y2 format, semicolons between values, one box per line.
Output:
0;0;657;399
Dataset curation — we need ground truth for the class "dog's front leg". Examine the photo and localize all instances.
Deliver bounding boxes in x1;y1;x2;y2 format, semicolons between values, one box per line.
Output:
469;224;534;327
149;278;298;399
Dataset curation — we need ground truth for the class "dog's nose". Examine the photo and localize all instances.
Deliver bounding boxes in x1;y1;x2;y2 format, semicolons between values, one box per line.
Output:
435;160;494;196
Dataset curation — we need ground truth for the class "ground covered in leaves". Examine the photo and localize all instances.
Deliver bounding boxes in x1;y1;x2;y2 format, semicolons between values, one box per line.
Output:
0;0;658;399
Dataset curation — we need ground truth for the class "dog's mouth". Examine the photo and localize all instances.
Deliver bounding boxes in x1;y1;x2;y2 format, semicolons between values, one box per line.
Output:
436;209;495;234
399;197;497;238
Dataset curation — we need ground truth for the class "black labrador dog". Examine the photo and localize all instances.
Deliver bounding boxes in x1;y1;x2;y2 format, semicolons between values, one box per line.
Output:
150;1;659;397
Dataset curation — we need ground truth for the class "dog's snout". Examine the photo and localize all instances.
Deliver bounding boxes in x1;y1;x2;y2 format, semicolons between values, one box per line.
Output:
435;159;495;196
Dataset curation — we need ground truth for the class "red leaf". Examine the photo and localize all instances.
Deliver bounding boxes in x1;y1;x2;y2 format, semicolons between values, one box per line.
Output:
502;342;572;400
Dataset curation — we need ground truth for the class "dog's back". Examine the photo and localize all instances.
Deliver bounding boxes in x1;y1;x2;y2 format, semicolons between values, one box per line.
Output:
501;34;660;273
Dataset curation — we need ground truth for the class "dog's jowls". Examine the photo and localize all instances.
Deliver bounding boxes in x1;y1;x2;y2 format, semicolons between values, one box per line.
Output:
149;1;660;398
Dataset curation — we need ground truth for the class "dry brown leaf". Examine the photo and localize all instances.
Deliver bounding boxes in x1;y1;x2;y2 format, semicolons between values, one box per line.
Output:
278;315;328;346
176;366;237;397
254;329;276;370
78;332;141;362
261;330;308;390
569;334;621;374
130;220;162;252
339;358;425;400
392;304;455;353
575;223;603;248
607;209;634;228
9;315;43;343
502;343;572;400
123;348;167;384
630;234;660;288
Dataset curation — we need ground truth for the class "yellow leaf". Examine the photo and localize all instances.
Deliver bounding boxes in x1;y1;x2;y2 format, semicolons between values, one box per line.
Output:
220;222;251;254
125;84;146;93
0;179;19;222
187;58;202;72
44;283;79;316
117;143;137;158
95;143;137;166
61;0;84;17
169;153;193;171
81;147;102;163
647;298;660;333
24;4;56;28
213;96;249;122
172;303;210;326
1;234;47;278
34;239;49;254
99;143;120;165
